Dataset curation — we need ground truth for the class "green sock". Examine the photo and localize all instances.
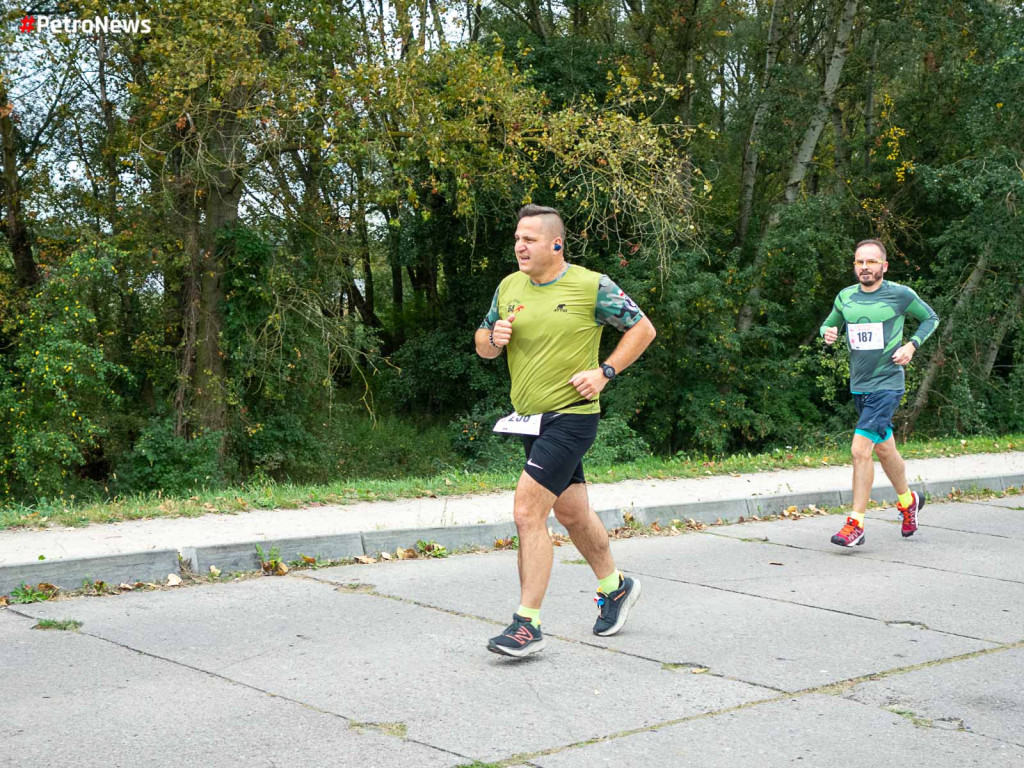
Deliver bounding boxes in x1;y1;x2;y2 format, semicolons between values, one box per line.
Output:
597;571;621;595
516;605;541;628
897;490;913;508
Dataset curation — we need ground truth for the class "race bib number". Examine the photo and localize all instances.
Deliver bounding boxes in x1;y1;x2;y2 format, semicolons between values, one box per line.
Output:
493;411;542;436
848;322;884;350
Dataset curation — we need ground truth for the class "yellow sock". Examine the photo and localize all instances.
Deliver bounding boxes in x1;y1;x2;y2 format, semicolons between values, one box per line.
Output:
598;571;621;595
516;605;541;628
849;510;865;526
897;490;913;508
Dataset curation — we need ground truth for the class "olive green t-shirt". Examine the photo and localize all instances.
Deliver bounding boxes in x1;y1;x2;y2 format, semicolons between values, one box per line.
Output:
480;265;644;416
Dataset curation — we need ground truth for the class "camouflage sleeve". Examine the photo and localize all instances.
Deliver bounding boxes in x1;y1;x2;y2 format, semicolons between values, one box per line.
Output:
594;275;644;331
479;287;500;330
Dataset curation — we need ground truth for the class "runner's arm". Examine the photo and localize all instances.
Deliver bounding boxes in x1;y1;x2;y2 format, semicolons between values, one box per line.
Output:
475;288;504;359
603;316;657;373
819;298;845;338
905;291;939;349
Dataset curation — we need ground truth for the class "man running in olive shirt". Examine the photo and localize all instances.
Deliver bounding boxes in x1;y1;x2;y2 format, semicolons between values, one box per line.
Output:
475;204;657;657
820;239;939;548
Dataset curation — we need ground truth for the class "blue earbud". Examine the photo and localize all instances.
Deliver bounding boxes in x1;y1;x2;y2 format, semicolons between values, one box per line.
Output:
553;243;562;251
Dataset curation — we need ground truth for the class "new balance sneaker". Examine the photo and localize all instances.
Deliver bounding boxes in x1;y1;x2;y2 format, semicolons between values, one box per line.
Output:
593;576;641;636
897;491;923;537
487;614;546;658
831;517;865;547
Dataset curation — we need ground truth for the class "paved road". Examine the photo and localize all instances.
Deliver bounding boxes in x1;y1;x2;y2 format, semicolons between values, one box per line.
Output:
4;497;1023;767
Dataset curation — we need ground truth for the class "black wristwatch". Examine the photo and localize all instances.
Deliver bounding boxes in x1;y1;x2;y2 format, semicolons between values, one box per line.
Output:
601;363;616;380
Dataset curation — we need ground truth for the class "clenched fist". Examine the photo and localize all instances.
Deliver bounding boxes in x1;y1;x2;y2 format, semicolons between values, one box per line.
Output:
823;326;839;345
491;314;515;347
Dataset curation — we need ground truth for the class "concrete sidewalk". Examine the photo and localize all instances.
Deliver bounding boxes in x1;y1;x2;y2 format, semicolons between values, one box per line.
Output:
3;496;1023;766
1;451;1021;594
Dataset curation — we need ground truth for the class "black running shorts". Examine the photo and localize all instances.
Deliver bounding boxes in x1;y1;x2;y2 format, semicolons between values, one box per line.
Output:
521;412;600;496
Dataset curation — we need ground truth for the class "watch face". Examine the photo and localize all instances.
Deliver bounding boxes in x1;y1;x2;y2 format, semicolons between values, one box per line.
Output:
602;365;615;379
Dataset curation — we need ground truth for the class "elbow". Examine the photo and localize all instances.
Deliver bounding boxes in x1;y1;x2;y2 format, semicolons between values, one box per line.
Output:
643;317;657;344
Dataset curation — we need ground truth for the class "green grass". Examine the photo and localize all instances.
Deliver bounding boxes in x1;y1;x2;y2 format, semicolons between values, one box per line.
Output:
33;619;83;631
1;433;1021;530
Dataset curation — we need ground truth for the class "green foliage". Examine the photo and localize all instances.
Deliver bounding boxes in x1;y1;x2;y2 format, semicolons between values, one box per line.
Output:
113;418;227;496
415;539;449;558
10;582;57;604
0;247;128;501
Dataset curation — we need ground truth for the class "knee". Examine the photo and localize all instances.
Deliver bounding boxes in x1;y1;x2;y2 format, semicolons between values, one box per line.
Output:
513;503;547;531
552;504;585;530
851;443;874;463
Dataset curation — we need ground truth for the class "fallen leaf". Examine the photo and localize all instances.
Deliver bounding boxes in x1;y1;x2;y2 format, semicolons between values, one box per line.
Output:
274;561;289;576
300;555;317;565
166;574;182;586
379;552;393;561
690;667;710;674
784;505;797;517
118;583;135;591
0;595;8;607
395;547;413;560
751;515;761;521
209;566;222;577
355;556;376;565
202;503;218;512
444;478;454;486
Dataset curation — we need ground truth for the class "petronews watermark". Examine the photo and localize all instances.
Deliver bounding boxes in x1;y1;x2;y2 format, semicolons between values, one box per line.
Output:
18;16;152;34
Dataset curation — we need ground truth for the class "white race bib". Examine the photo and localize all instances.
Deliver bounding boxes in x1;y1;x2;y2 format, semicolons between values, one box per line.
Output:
848;322;884;350
493;411;543;436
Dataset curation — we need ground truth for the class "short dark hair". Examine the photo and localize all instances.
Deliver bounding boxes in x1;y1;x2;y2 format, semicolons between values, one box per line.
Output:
517;204;565;241
855;239;887;259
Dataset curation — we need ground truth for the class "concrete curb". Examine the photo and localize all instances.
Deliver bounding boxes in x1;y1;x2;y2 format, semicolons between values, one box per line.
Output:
2;472;1022;595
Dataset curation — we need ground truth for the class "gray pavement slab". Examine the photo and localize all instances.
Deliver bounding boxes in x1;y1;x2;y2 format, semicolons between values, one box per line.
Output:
311;539;992;692
866;501;1024;539
532;694;1024;768
710;508;1024;584
981;495;1024;510
577;521;1024;643
844;647;1024;747
0;610;461;768
13;576;768;762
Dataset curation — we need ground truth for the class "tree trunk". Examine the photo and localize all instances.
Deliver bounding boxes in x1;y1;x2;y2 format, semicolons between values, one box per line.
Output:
863;30;878;173
830;105;850;194
192;91;247;438
901;244;989;435
735;0;782;248
0;85;37;288
982;280;1024;380
783;0;858;205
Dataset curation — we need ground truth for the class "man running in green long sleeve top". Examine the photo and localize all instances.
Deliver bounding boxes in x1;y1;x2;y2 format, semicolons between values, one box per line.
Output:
820;239;939;548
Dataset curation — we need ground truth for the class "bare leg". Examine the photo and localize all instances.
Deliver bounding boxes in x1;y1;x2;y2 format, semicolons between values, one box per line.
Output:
851;434;876;518
873;437;910;496
552;482;616;581
513;471;557;609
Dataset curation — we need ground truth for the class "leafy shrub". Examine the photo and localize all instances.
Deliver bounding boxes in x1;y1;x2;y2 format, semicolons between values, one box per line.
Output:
114;418;227;495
